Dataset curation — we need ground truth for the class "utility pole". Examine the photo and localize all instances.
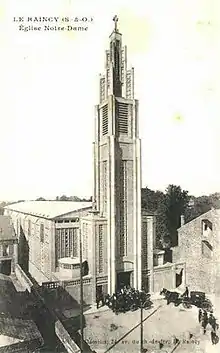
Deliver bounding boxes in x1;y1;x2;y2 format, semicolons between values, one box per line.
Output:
140;302;143;353
79;224;84;352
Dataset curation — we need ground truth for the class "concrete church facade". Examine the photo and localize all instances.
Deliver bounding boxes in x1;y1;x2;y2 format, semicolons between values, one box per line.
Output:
4;18;158;303
84;16;151;295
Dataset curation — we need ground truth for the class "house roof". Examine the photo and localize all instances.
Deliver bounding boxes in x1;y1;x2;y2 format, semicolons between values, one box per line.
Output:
0;318;42;344
4;201;92;219
0;275;43;350
178;208;220;230
0;216;16;240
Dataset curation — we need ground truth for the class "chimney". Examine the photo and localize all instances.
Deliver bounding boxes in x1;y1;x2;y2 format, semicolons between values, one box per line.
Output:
180;215;185;226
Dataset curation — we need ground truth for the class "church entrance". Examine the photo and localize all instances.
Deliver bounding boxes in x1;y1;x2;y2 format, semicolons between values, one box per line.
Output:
116;271;131;290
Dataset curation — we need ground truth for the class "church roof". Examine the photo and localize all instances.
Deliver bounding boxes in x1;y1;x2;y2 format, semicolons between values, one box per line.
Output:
4;201;92;219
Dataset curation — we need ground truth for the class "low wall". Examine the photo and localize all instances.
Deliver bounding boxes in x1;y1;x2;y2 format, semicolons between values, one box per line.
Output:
15;264;33;292
55;321;81;353
64;280;94;305
153;264;175;293
42;281;60;290
29;261;50;285
50;275;95;305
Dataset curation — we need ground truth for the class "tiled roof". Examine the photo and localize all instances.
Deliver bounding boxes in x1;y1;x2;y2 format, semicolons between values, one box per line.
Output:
0;275;43;349
4;201;92;219
0;318;41;342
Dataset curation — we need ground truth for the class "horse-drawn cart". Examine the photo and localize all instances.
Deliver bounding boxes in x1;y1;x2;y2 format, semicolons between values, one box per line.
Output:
190;291;212;311
160;288;212;311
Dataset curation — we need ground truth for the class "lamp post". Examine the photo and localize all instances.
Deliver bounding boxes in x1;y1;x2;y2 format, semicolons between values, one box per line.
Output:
79;224;84;352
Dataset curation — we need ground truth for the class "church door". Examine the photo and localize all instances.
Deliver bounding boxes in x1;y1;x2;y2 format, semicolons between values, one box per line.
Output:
117;271;131;290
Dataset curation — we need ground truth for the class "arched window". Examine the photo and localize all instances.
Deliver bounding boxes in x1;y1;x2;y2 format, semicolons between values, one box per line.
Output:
201;240;213;258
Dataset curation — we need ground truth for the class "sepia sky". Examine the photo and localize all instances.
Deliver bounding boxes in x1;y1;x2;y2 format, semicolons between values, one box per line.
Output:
1;0;220;200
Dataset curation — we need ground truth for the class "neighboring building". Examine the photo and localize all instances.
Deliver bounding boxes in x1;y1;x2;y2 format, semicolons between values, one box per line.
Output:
4;17;163;303
0;215;18;276
173;209;220;294
0;273;43;352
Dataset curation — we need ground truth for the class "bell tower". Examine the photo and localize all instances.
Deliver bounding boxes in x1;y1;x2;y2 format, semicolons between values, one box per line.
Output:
93;16;142;294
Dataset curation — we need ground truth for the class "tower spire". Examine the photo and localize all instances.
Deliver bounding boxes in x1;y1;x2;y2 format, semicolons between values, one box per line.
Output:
113;15;119;32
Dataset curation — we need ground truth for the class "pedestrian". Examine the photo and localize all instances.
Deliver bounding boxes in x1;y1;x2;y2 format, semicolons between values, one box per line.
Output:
209;313;218;332
202;311;208;334
101;292;105;307
185;286;189;298
198;308;202;323
211;329;215;345
96;293;100;309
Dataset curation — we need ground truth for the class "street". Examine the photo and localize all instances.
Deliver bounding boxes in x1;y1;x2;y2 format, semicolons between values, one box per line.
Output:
83;299;219;353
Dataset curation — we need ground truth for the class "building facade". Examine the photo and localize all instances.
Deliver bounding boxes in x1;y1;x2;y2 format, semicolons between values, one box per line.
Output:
87;17;145;294
4;201;92;284
4;18;158;303
173;209;220;294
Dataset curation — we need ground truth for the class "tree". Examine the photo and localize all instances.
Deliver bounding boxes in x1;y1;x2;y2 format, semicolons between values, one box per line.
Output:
156;193;171;248
59;195;69;201
185;193;220;223
36;197;46;201
162;185;190;247
142;185;220;249
69;196;81;201
141;187;164;212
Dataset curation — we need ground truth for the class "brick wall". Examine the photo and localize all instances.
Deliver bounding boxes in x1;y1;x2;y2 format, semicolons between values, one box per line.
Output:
173;209;220;294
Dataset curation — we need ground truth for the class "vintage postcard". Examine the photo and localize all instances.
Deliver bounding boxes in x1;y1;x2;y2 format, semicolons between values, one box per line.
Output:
0;0;219;352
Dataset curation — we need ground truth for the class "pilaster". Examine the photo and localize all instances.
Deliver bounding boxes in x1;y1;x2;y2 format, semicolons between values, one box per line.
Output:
92;142;96;204
136;138;142;290
91;218;97;303
107;137;112;294
147;216;154;293
50;221;56;278
110;135;116;294
133;142;138;289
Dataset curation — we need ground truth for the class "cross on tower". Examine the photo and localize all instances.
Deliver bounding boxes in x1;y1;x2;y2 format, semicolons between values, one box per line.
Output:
113;15;118;31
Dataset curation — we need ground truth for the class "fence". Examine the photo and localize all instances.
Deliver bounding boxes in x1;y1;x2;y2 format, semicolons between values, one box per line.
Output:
42;281;60;289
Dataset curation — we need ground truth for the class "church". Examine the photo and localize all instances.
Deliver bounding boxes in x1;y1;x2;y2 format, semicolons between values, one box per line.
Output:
4;17;158;304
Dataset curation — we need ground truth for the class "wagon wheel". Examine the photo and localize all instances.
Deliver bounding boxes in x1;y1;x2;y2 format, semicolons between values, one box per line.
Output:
183;302;192;309
201;302;211;311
